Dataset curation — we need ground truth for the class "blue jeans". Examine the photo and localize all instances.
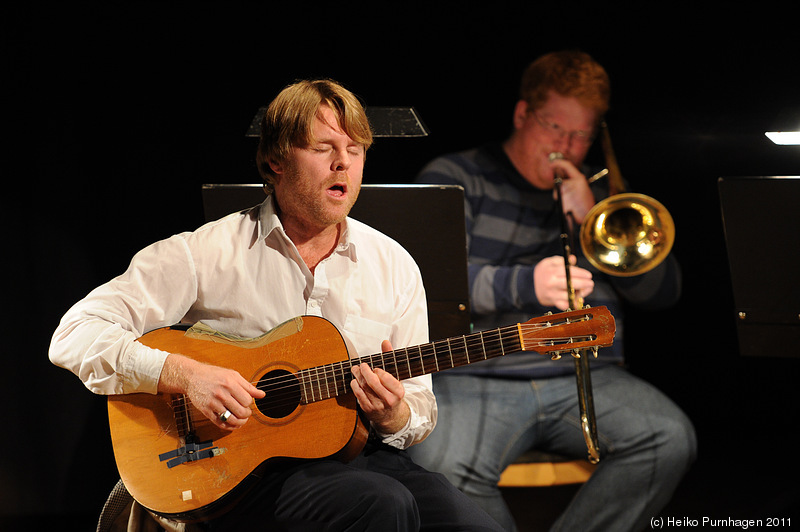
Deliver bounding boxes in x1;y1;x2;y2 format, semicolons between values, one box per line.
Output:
406;366;697;531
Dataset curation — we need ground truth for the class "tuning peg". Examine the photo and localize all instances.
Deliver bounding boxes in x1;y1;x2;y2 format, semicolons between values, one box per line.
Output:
571;349;581;359
591;346;599;358
549;351;562;361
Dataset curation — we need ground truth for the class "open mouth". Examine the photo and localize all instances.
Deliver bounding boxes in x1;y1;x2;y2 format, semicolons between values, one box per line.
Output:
327;183;347;198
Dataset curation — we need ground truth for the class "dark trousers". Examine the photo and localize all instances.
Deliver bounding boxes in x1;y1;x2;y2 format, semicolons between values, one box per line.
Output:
205;440;503;531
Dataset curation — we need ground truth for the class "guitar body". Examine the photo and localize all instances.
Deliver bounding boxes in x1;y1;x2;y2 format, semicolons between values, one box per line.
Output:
108;316;367;522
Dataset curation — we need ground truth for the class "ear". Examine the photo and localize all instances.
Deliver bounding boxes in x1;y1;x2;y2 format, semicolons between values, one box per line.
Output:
512;100;529;129
267;158;284;176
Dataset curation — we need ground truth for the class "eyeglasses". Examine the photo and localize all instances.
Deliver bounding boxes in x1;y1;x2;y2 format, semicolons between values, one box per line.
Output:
532;111;596;146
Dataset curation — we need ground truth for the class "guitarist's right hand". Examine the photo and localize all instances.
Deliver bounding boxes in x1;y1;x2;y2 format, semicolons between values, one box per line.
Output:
158;353;266;430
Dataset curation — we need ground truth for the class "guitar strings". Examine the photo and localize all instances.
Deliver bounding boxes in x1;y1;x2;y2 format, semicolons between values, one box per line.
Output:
168;321;599;419
246;323;591;393
170;333;598;420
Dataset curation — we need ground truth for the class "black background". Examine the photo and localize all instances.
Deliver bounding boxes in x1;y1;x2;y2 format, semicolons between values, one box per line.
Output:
5;3;799;529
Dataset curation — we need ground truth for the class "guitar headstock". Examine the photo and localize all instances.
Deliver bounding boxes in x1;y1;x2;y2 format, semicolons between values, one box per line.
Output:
519;306;616;360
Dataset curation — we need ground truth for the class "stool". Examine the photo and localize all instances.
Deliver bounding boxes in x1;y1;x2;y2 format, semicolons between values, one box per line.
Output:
498;451;596;487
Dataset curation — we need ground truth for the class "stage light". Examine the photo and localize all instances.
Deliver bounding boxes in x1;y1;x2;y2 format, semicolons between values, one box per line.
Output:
765;131;800;145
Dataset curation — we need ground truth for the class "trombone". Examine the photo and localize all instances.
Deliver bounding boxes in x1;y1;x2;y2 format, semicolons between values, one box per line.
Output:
550;123;676;463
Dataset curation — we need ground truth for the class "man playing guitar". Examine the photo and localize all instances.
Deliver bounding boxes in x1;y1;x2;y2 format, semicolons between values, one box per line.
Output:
49;79;504;531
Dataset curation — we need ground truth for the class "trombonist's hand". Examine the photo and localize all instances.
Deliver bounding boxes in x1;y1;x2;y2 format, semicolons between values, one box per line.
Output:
550;157;595;224
534;255;595;310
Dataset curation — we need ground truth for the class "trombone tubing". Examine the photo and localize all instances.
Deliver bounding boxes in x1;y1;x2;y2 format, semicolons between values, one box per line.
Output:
553;172;602;464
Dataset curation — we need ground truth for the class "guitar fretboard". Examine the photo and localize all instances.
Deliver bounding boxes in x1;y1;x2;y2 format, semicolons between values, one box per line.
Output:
298;325;523;404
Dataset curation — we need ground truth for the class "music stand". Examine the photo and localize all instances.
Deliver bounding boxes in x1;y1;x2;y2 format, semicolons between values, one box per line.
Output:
245;106;429;138
201;183;470;341
718;176;800;358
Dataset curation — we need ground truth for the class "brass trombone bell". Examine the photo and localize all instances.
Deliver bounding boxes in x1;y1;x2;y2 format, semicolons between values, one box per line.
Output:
579;193;675;277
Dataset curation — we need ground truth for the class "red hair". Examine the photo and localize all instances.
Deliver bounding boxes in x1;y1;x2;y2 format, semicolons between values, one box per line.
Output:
520;50;610;117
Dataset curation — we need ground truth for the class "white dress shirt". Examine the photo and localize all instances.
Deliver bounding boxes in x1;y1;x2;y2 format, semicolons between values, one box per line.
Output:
49;196;436;448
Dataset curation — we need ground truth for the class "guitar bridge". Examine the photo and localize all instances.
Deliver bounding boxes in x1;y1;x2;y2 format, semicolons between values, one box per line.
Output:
158;438;222;468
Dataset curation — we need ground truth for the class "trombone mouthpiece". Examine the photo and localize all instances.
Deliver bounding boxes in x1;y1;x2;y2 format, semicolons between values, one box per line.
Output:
549;152;564;162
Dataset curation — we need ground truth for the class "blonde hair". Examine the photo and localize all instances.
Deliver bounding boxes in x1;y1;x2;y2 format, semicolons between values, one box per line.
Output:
520;50;610;117
256;79;373;194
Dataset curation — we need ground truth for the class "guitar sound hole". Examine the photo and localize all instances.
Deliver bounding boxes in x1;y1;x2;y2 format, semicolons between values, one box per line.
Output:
255;369;301;419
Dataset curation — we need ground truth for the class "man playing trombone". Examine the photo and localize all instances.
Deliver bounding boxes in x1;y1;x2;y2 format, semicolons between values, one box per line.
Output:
406;50;697;531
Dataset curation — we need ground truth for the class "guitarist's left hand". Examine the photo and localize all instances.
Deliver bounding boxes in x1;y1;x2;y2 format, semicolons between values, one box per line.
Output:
350;340;411;435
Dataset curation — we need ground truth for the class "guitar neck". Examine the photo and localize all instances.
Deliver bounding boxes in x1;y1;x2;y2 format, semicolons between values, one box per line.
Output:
299;325;522;404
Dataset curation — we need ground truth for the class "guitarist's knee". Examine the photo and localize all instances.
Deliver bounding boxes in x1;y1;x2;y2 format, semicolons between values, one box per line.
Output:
331;477;420;531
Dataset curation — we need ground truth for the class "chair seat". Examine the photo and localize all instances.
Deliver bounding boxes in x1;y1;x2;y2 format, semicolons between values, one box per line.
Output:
498;451;596;487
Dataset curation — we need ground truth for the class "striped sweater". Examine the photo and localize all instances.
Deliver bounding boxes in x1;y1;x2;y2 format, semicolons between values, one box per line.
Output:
415;142;681;378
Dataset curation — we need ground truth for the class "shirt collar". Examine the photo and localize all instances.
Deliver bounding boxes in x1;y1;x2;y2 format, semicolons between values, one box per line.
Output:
338;218;357;261
257;195;284;242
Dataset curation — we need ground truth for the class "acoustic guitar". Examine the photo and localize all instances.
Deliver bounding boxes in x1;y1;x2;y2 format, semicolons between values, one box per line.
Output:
108;307;615;521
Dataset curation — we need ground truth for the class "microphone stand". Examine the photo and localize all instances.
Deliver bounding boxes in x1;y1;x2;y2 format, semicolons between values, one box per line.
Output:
551;153;601;464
